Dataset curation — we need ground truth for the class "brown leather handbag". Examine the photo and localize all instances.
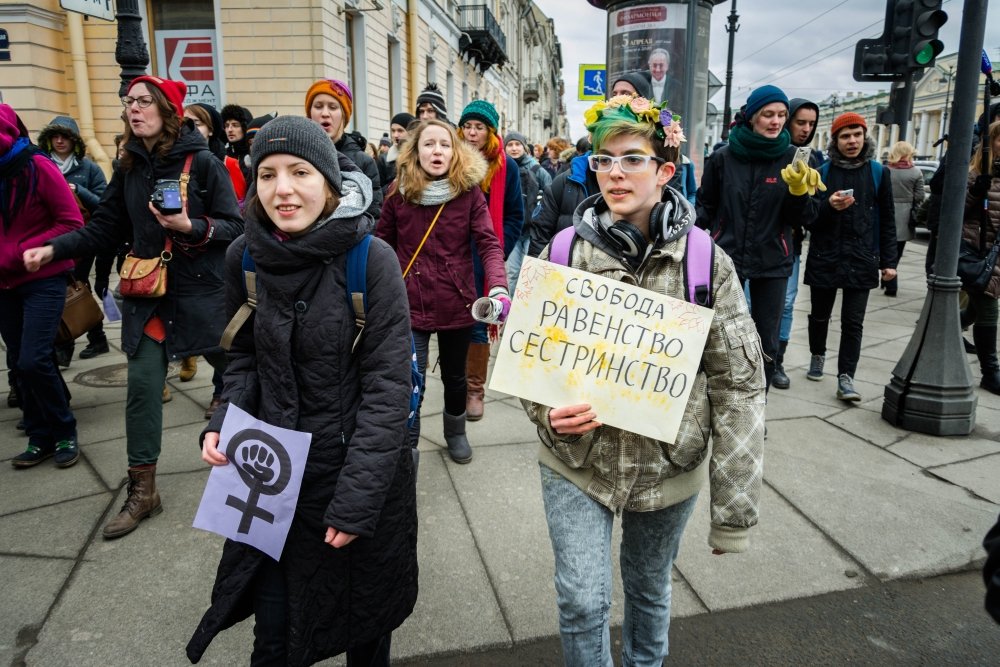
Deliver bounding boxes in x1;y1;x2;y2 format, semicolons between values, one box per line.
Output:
57;280;104;343
118;153;193;298
118;237;172;298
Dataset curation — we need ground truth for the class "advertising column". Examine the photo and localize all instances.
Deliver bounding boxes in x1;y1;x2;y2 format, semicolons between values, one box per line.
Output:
601;0;713;177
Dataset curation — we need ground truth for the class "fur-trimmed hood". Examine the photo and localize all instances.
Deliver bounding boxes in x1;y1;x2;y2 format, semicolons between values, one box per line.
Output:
453;140;489;192
37;116;85;158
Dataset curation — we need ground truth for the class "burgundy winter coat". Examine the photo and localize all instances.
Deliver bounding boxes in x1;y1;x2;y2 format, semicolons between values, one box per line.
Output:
377;186;507;331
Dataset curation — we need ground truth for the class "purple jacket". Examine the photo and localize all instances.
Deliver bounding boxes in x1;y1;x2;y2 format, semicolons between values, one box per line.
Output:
0;105;82;289
377;186;507;331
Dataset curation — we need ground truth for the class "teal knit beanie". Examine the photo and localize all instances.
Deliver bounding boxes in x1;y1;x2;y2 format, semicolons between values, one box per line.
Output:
459;99;499;130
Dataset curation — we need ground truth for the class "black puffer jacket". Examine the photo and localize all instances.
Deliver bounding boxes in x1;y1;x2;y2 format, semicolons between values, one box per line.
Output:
804;138;897;290
49;123;243;358
186;172;417;665
336;131;383;221
528;153;597;257
695;143;818;280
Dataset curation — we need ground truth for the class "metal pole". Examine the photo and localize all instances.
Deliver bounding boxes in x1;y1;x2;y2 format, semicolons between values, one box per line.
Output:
115;0;149;98
882;0;989;435
720;0;738;140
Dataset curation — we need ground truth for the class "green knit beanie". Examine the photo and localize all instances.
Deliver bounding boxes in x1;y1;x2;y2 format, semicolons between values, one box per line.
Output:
459;99;499;130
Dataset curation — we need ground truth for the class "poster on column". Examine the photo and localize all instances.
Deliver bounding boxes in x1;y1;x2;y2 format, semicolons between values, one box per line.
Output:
608;3;687;112
155;29;220;108
489;257;712;444
193;404;312;560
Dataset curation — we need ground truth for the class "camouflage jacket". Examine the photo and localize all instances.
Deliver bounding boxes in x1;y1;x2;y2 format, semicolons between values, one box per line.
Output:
522;197;766;553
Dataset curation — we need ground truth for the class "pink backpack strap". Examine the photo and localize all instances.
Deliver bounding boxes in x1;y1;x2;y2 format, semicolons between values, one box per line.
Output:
548;226;576;266
684;226;715;307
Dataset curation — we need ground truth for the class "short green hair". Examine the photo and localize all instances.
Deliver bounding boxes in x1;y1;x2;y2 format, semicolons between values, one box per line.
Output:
590;117;678;163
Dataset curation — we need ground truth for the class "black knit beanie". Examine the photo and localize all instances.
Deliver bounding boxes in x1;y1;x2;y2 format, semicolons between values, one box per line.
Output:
251;116;342;194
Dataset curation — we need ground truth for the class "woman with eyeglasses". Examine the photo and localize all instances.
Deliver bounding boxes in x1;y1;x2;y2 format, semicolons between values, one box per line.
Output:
23;76;244;540
695;85;818;391
305;79;383;221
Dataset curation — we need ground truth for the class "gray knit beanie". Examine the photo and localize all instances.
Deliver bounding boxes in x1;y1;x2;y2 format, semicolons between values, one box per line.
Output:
250;116;342;194
505;131;529;149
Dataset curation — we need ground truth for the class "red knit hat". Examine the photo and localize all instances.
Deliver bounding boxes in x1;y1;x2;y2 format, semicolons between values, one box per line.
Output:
830;112;867;137
128;75;187;118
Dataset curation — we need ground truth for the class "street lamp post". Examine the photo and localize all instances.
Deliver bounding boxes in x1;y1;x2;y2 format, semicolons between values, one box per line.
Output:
114;0;149;98
937;66;954;160
721;0;739;141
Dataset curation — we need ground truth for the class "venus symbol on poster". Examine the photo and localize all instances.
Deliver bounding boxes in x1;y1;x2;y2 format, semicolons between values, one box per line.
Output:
193;404;311;560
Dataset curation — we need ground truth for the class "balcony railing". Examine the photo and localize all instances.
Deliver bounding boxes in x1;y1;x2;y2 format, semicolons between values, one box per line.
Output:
457;4;508;73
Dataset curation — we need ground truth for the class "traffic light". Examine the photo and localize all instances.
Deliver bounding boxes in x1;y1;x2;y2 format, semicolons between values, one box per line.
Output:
854;0;947;82
854;0;899;82
908;0;947;67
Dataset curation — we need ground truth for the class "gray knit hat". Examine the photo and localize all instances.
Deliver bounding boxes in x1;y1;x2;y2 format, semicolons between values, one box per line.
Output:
505;131;529;149
250;116;342;194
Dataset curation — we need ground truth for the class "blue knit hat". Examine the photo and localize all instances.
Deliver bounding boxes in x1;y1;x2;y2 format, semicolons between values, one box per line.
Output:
459;99;499;130
744;85;789;119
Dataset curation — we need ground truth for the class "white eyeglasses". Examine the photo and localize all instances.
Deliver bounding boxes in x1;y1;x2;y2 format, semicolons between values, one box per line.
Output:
588;153;664;173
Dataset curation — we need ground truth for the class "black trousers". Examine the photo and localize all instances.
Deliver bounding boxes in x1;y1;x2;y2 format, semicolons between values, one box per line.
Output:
251;560;392;667
808;286;870;378
743;276;788;391
410;327;472;447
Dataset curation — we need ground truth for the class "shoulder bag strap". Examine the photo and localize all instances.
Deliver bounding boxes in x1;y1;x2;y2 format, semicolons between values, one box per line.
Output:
402;203;446;279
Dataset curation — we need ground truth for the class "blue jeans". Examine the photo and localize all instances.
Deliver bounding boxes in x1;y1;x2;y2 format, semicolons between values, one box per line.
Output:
779;254;800;342
506;234;530;295
0;275;77;445
539;464;697;667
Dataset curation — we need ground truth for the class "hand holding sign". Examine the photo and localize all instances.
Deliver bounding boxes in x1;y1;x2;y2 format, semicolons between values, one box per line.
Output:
193;405;311;560
549;403;602;436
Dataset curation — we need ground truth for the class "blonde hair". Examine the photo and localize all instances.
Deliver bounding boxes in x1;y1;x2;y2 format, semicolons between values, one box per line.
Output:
393;119;486;204
887;141;916;163
971;120;1000;175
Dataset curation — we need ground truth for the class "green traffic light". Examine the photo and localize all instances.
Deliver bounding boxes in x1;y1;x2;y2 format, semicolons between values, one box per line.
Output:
915;43;935;65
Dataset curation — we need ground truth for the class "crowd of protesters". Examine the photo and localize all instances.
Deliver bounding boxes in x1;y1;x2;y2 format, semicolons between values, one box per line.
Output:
5;53;1000;664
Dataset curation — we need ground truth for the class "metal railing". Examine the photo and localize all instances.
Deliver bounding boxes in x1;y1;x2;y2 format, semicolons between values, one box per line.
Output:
457;4;507;56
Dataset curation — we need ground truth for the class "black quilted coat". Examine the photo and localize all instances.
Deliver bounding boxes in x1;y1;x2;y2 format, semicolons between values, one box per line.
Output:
186;174;417;665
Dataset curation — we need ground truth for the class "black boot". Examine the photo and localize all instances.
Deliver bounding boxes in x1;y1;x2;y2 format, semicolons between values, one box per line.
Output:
772;340;790;389
79;330;109;359
442;412;472;464
973;325;1000;395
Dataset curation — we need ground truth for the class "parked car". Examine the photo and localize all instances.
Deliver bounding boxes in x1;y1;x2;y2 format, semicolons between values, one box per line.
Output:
910;159;939;235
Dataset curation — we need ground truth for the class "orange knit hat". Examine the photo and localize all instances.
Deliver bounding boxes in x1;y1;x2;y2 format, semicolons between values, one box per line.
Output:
304;79;353;124
830;112;867;137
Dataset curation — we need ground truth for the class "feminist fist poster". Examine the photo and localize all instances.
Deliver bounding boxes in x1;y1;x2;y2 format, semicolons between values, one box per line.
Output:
193;404;312;560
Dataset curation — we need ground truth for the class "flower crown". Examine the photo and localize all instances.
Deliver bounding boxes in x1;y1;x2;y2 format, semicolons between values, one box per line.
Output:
584;95;686;148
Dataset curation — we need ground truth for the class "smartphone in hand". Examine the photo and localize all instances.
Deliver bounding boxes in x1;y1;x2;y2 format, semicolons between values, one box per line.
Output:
840;189;854;197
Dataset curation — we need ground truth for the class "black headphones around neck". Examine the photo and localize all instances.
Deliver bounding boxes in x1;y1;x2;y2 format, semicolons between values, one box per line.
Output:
594;197;675;261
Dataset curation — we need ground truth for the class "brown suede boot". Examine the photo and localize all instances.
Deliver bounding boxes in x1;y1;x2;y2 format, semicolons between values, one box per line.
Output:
179;356;198;382
465;343;491;421
102;465;163;539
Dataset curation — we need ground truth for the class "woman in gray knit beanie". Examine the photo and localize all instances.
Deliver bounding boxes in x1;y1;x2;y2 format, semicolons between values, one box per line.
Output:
190;113;418;666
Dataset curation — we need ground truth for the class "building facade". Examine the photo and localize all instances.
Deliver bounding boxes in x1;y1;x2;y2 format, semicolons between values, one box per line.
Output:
0;0;566;174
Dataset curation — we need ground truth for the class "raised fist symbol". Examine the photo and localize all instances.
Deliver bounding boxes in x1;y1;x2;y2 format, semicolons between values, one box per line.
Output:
240;443;276;484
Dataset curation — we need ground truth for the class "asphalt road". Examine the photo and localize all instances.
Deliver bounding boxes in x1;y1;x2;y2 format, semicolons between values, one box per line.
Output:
398;570;999;666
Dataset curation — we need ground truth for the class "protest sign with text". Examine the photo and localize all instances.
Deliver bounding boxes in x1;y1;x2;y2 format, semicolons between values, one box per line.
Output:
490;256;712;444
193;405;311;560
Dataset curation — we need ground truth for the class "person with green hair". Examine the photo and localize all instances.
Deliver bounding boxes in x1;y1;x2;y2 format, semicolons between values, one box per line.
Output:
522;96;766;666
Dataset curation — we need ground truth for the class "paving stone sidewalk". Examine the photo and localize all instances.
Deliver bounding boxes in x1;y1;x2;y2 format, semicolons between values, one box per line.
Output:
2;240;998;666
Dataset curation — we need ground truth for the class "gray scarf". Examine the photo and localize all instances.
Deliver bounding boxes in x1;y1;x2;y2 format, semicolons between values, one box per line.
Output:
402;178;455;206
51;153;78;175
